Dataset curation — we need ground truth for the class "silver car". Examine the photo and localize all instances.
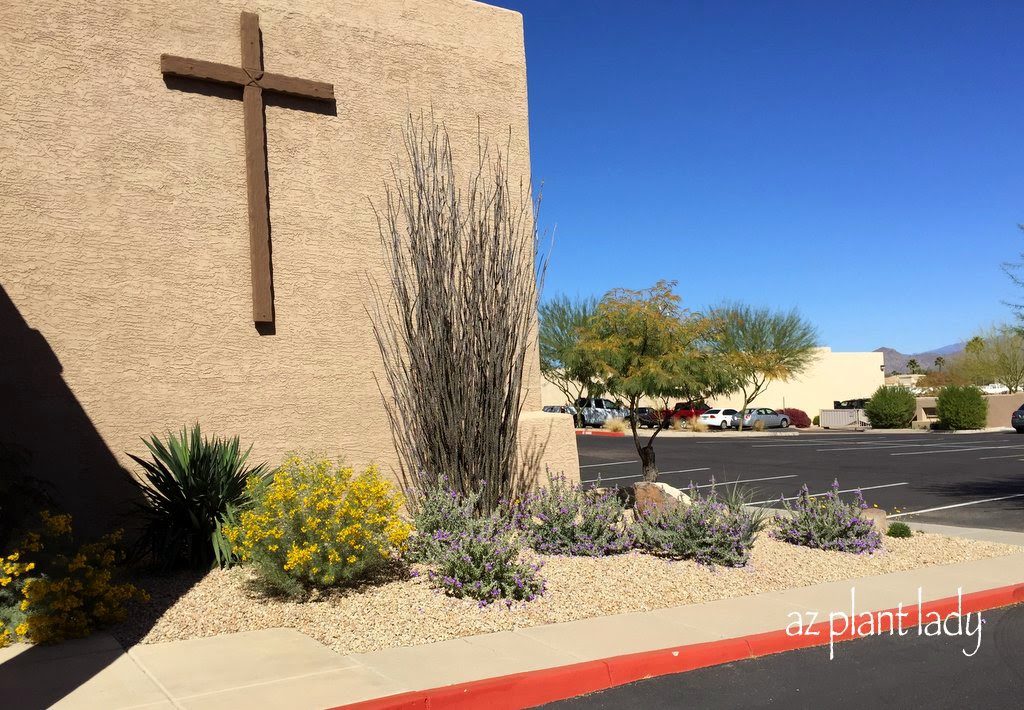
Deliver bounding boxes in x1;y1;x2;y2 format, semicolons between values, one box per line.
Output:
734;407;790;429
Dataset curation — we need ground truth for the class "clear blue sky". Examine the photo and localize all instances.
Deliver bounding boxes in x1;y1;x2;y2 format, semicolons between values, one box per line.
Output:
488;0;1024;353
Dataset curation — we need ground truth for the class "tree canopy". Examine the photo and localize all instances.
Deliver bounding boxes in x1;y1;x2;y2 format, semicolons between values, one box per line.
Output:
709;303;819;429
580;280;722;481
538;294;602;424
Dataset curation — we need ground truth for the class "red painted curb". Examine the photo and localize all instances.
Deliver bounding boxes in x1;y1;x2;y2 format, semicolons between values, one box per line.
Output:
335;582;1024;710
574;429;626;437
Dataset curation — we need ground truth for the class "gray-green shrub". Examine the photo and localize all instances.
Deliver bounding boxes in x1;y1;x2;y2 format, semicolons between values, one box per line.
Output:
407;477;480;563
936;385;987;431
427;519;545;607
516;473;632;556
864;386;916;429
773;481;882;553
633;485;766;567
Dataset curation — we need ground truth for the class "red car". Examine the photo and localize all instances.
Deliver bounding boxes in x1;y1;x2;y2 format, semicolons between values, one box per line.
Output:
659;401;710;426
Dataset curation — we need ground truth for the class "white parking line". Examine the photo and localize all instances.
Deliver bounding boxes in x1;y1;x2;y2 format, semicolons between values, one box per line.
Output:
978;453;1024;460
748;482;909;507
579;460;636;469
891;445;1024;456
580;467;710;484
888;494;1024;518
658;467;714;476
687;474;798;489
814;442;989;452
751;439;927;448
580;470;795;487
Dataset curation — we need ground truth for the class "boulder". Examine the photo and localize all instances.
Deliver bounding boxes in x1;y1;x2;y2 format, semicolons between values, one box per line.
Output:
633;481;691;514
861;507;888;535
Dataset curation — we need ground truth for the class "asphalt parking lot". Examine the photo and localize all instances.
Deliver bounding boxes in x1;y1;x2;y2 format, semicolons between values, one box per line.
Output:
576;431;1024;532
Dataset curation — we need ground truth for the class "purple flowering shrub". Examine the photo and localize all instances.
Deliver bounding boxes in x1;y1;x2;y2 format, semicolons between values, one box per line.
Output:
428;519;545;607
517;473;632;556
772;481;882;554
633;485;765;567
408;477;479;563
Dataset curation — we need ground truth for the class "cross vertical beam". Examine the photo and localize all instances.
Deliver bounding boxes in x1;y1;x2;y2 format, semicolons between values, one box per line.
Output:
240;12;272;323
160;12;335;326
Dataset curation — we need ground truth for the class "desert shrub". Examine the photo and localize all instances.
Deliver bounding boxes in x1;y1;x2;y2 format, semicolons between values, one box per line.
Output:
779;408;811;428
671;417;685;431
812;415;820;426
887;522;912;538
633;485;765;566
1;512;147;646
226;455;412;597
128;424;268;570
773;482;882;553
517;473;632;556
407;477;480;563
428;520;545;607
936;385;987;431
689;417;709;432
864;386;916;429
603;417;628;433
752;419;766;432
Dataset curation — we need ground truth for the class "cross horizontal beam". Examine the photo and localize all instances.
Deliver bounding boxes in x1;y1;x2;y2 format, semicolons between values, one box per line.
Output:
161;55;334;101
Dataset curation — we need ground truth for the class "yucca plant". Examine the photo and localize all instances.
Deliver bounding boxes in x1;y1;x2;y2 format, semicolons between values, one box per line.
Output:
127;424;267;570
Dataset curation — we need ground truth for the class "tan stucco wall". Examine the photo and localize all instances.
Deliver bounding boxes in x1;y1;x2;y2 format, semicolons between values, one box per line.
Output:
709;348;884;416
916;393;1024;428
0;0;575;530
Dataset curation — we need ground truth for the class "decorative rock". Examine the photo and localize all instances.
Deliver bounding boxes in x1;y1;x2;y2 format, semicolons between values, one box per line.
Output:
861;508;888;535
633;481;691;513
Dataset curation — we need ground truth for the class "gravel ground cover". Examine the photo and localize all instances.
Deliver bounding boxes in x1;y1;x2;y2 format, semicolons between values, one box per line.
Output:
113;534;1021;655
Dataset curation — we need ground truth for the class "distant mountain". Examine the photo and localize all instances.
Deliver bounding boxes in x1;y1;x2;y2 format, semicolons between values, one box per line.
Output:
874;343;965;374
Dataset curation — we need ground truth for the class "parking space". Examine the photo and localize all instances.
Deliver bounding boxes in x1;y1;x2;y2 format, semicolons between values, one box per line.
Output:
577;431;1024;532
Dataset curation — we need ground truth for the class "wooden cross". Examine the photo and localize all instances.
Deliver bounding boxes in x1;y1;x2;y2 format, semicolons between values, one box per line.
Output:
161;12;335;324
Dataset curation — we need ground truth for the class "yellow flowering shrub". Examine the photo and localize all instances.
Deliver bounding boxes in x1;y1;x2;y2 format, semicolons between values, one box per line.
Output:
0;512;148;646
225;455;412;597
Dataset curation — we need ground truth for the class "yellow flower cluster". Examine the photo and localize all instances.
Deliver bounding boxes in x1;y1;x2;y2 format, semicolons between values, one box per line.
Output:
225;455;411;594
0;515;148;647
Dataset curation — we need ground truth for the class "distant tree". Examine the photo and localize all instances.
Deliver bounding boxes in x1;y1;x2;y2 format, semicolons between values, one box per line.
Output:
538;295;602;426
906;359;922;374
934;356;946;371
959;327;1024;393
709;304;819;431
580;281;716;481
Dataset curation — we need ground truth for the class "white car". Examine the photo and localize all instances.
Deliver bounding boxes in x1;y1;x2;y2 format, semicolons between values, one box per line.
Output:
699;408;738;430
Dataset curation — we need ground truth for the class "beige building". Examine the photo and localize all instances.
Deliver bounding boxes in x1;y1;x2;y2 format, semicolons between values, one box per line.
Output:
710;348;884;416
542;347;884;419
0;0;578;532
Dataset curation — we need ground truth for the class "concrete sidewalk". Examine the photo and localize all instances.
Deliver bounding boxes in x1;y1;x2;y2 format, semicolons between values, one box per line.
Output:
3;525;1023;709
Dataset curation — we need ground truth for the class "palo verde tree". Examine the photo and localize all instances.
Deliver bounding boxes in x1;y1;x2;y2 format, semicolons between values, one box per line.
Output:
539;295;602;426
370;115;544;516
709;304;819;430
581;281;716;482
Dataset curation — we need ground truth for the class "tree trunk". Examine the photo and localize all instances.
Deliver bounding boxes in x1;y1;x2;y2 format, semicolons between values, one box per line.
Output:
639;444;658;482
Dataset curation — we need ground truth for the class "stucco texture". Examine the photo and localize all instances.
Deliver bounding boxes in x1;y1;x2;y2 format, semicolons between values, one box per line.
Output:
0;0;577;531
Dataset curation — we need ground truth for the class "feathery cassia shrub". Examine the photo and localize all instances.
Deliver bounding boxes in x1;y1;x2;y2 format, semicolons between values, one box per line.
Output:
226;455;411;597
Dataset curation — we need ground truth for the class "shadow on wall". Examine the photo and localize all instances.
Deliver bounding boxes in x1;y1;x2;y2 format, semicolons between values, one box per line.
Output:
0;284;203;706
0;284;141;535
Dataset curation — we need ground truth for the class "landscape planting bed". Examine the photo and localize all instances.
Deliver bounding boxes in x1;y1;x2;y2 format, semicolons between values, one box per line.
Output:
114;534;1021;655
